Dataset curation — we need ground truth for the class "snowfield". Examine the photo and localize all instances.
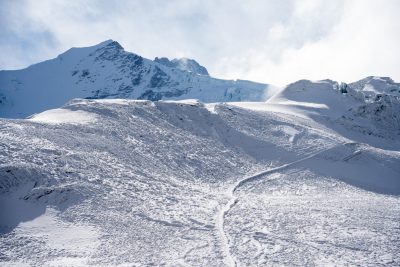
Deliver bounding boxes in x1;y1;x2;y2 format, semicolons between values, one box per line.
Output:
1;97;399;266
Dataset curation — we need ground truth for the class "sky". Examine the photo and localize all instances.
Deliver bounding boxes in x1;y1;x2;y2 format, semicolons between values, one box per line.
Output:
0;0;399;86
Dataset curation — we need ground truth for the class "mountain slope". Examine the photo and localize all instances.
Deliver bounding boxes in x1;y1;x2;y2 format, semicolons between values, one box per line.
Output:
1;40;400;266
266;78;400;146
0;99;399;266
0;40;271;118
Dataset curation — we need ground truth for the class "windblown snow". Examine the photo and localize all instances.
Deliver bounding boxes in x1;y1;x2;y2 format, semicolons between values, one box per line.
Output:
0;40;400;266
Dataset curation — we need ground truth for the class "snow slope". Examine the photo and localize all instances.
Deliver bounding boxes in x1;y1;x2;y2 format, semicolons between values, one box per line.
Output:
266;78;400;148
0;40;271;118
1;98;399;266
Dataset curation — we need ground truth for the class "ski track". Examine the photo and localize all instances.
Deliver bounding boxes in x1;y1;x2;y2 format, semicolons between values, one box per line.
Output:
215;142;352;267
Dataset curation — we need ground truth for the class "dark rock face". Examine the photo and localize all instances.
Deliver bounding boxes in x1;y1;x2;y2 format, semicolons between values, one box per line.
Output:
351;94;400;133
154;57;175;68
149;66;169;88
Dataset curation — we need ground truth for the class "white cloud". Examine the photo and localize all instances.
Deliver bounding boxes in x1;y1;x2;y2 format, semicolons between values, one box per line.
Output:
0;0;399;86
213;0;400;85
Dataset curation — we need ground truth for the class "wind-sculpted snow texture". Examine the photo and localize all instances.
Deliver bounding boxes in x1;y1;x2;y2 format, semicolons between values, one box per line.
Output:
1;98;399;266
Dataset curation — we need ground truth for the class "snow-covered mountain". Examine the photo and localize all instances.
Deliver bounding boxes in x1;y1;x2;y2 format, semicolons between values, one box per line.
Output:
1;39;399;130
1;40;400;266
0;40;270;118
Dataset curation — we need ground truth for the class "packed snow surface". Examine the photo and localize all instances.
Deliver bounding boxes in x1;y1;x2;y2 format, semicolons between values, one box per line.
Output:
29;108;98;124
1;97;399;266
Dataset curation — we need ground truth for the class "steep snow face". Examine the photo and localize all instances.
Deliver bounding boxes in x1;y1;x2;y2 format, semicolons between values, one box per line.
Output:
154;57;210;76
268;79;354;113
1;99;399;266
0;40;270;118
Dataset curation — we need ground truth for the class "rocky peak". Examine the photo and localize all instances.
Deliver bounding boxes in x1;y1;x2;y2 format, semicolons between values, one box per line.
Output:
154;57;175;68
89;40;127;61
154;57;209;76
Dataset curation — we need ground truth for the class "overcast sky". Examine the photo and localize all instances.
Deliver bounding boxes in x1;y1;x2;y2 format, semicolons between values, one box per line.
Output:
0;0;399;85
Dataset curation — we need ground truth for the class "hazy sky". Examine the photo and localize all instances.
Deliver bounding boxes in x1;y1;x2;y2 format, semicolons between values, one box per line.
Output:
1;0;399;85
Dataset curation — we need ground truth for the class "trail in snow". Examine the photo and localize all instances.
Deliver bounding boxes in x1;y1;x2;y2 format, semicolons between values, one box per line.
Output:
215;142;351;267
215;190;238;267
233;143;353;192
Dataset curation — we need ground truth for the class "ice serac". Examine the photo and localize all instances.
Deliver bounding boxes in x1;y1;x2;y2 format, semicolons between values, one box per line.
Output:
0;40;269;118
